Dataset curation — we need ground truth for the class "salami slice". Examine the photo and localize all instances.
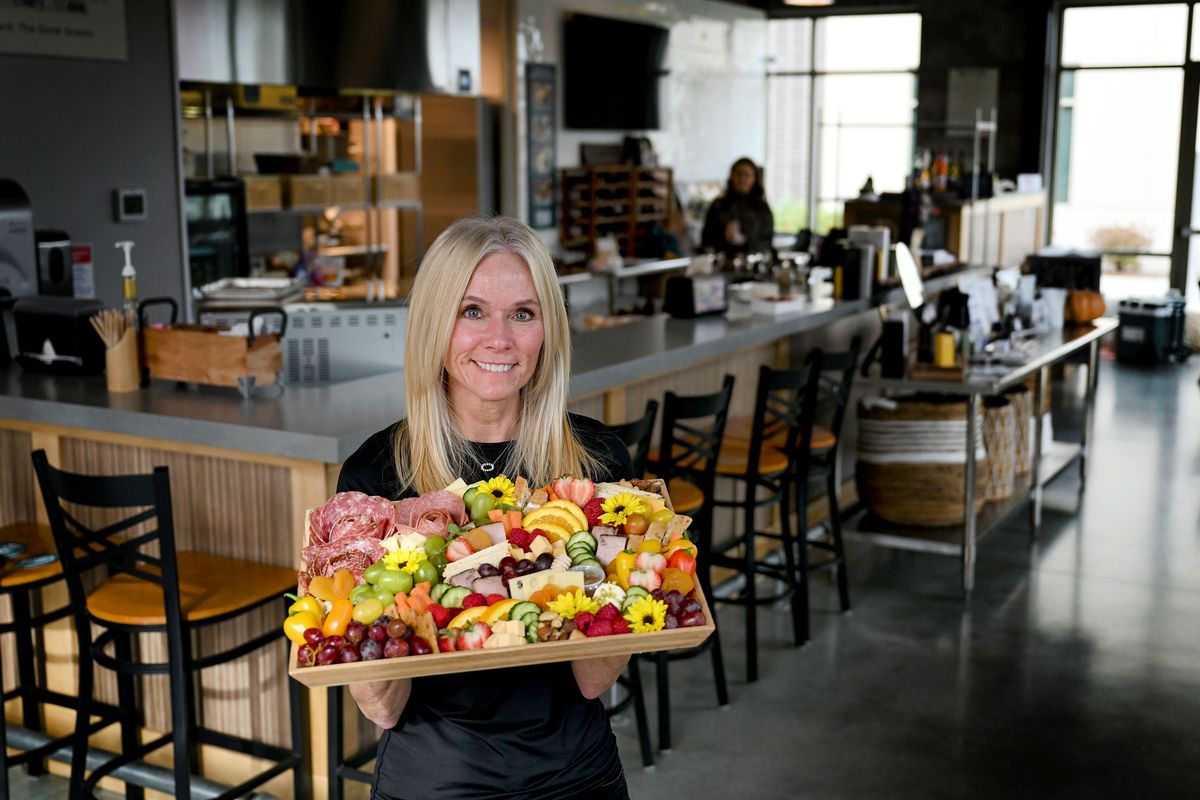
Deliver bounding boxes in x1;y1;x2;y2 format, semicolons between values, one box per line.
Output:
395;490;467;537
309;491;397;545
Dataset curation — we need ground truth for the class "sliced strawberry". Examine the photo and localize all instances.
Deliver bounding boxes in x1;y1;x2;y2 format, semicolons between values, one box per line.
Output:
573;611;595;633
454;621;491;651
460;593;487;609
486;593;507;606
586;620;614;637
426;603;452;629
445;538;476;562
582;498;605;528
437;632;457;653
595;603;621;623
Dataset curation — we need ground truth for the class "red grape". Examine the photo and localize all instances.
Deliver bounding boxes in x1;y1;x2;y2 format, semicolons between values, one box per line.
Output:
316;644;341;666
338;644;361;663
682;598;702;615
664;614;680;630
499;556;517;571
386;619;408;639
368;623;388;643
303;628;323;648
296;644;316;667
408;638;432;656
323;635;345;651
384;638;410;658
345;621;367;645
359;640;383;661
477;563;500;578
679;611;706;628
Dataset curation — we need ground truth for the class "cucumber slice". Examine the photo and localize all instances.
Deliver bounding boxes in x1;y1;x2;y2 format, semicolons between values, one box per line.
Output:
574;557;604;572
430;583;451;604
439;586;470;609
567;544;596;560
508;601;541;621
624;586;650;601
521;610;541;643
621;595;641;612
567;531;597;551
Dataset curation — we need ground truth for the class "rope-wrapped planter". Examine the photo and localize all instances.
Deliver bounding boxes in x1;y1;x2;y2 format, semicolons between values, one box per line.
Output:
1003;385;1033;474
983;396;1016;500
856;396;988;527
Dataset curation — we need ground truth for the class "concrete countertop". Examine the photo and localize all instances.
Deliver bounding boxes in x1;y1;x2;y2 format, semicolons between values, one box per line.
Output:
1;266;984;464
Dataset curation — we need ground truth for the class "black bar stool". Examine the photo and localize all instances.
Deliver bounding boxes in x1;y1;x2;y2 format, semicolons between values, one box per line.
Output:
644;375;734;752
604;399;659;768
0;521;82;800
30;451;310;800
708;354;822;680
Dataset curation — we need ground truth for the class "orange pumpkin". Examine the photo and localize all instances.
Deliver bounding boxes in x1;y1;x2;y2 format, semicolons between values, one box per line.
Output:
1066;289;1105;323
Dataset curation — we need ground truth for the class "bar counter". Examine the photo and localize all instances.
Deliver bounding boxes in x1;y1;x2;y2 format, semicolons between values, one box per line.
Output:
0;267;981;797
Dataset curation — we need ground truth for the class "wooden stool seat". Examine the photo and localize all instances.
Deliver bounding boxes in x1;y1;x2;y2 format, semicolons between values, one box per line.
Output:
88;551;297;626
666;478;704;514
724;415;838;450
651;442;790;478
0;522;62;590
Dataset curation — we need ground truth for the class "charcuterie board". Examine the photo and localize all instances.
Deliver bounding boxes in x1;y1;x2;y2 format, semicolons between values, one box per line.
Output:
286;477;716;688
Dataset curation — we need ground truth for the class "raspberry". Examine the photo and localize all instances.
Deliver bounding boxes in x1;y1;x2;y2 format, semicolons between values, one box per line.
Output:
507;528;534;550
573;611;595;632
610;618;631;635
582;498;605;528
461;593;487;608
595;603;621;623
426;603;452;629
586;620;614;637
486;594;507;606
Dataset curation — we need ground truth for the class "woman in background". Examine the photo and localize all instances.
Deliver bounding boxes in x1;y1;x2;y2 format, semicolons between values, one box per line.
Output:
701;157;775;256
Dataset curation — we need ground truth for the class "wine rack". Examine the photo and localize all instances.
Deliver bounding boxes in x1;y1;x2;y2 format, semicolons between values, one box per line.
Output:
558;165;673;257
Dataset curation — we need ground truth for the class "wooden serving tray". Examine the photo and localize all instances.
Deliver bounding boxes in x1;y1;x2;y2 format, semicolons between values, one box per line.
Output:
287;478;716;687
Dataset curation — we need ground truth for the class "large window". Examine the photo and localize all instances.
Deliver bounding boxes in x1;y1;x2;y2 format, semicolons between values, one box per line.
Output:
766;13;921;234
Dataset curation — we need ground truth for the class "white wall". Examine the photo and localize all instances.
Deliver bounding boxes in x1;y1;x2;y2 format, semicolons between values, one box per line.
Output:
0;0;186;309
513;0;767;236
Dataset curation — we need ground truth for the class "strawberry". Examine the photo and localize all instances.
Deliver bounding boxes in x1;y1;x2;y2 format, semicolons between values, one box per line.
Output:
582;498;605;528
507;528;534;550
586;620;614;637
427;603;452;629
635;552;667;573
446;538;475;562
552;477;595;506
486;593;507;606
628;569;663;591
573;611;595;633
455;621;491;651
595;603;621;623
461;593;487;609
610;618;631;635
437;631;457;653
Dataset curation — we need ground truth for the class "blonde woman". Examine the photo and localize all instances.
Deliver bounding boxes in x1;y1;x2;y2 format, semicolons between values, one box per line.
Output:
338;216;633;799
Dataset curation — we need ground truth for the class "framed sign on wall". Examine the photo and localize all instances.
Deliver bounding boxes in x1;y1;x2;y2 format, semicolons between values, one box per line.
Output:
0;0;127;61
526;63;557;230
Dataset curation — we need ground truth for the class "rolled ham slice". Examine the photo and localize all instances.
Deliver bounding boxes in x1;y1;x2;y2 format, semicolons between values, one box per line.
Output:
471;575;507;598
595;535;628;568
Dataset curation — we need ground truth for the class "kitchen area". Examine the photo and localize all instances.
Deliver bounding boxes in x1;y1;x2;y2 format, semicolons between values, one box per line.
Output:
1;1;1198;799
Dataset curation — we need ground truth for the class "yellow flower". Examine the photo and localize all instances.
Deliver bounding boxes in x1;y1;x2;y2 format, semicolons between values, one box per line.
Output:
383;548;424;575
481;475;516;507
599;492;649;526
547;588;600;620
623;596;667;633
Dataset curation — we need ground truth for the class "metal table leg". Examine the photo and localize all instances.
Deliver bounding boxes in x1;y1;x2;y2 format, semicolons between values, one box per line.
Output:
962;393;978;598
1079;339;1100;489
1029;366;1046;534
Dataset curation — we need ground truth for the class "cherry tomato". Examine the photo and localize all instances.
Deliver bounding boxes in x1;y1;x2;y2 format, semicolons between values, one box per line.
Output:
667;550;697;577
623;513;650;536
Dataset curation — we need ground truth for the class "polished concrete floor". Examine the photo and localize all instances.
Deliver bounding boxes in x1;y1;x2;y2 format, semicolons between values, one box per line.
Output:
11;353;1200;799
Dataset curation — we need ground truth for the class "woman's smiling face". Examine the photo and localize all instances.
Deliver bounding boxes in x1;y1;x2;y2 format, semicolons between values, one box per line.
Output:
444;251;545;414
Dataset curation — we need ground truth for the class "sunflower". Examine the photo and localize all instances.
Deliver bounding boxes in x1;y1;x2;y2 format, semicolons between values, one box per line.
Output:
623;596;667;633
481;475;516;506
383;548;424;575
547;588;600;620
599;492;649;526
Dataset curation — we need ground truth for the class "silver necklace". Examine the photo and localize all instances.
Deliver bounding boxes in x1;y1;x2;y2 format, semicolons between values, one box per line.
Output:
474;441;513;475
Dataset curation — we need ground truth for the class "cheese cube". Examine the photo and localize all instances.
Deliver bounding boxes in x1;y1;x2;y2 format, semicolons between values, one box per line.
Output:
529;536;554;557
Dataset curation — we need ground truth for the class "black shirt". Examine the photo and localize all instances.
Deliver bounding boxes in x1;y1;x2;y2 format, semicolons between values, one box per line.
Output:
337;414;633;800
700;191;775;256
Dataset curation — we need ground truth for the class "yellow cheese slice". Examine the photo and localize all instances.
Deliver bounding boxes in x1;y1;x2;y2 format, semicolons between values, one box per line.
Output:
507;569;585;601
442;541;512;581
443;478;471;498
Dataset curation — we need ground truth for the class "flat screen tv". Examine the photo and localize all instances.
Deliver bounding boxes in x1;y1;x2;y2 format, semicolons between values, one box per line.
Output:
563;13;668;131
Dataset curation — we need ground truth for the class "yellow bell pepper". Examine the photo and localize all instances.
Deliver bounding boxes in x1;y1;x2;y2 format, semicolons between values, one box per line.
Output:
286;593;322;618
664;539;698;559
611;550;638;590
283;611;322;645
637;539;664;554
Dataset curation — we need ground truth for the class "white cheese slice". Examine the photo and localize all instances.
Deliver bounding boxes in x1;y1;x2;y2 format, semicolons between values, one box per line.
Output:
443;478;471;498
442;541;512;581
508;569;585;601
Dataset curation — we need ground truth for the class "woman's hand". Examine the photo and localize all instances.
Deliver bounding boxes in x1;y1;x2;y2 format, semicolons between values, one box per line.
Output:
572;654;631;700
348;678;413;730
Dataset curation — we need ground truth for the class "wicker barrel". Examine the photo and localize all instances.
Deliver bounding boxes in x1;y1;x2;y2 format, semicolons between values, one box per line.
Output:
856;396;988;527
1004;385;1033;474
983;396;1016;500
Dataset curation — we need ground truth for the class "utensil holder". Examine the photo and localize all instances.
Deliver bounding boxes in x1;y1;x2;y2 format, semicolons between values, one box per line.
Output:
105;328;139;393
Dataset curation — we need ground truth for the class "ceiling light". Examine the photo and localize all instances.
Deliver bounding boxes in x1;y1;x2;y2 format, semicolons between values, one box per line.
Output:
784;1;835;6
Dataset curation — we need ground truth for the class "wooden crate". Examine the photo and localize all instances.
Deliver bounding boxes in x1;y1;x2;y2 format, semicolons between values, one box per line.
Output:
142;325;282;392
286;175;333;209
374;172;420;205
332;174;368;207
287;478;716;687
243;175;283;212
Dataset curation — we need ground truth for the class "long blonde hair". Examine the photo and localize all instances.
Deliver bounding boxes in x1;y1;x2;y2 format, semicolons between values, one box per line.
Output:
396;216;598;492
